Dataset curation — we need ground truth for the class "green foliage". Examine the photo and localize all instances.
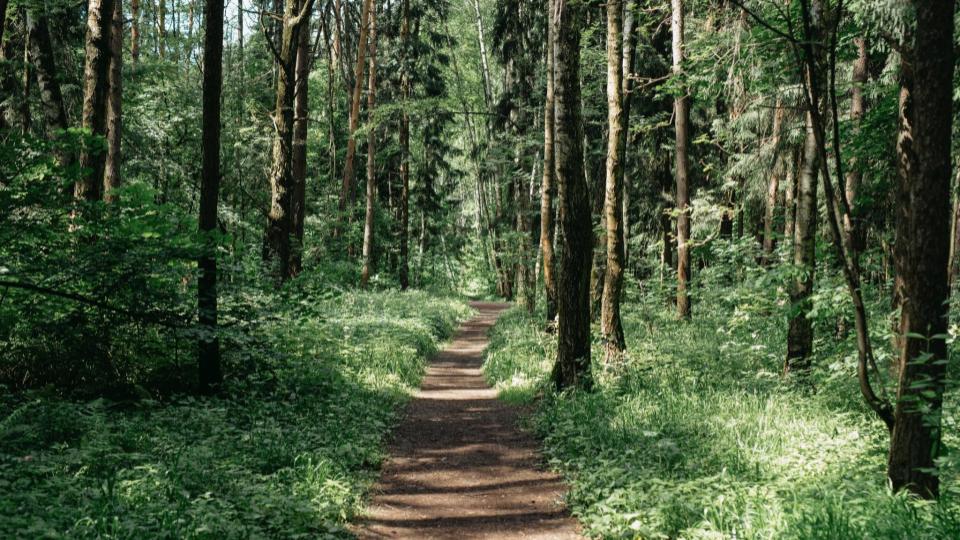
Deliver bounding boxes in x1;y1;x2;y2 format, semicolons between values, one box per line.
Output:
483;270;960;539
0;289;471;538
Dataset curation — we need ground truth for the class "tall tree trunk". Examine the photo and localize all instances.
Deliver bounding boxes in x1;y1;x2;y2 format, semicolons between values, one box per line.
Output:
26;9;68;139
360;1;378;287
104;0;123;200
471;0;494;113
672;0;691;318
601;0;626;362
337;0;373;214
198;0;224;393
551;0;592;391
888;0;955;499
620;3;638;270
76;0;117;201
19;18;30;135
785;112;819;374
264;0;314;281
0;11;20;132
844;36;868;256
130;0;140;67
762;99;785;261
290;5;311;276
157;0;166;58
398;0;410;290
540;0;557;326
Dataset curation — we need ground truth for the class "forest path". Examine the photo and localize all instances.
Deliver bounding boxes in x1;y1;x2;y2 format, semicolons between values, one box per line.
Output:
353;302;580;539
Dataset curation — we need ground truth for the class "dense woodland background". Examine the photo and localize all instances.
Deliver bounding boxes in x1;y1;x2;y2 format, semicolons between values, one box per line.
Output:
1;0;959;537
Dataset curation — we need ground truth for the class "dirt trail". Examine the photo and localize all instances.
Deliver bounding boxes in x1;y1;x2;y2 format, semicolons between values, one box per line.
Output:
354;302;580;540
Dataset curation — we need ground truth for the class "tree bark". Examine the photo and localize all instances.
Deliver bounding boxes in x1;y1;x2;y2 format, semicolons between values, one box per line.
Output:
104;0;123;200
888;0;955;499
26;9;69;140
76;0;117;201
844;36;868;256
130;0;140;67
672;0;691;318
620;3;638;270
264;0;314;281
290;5;311;276
360;1;378;287
785;111;819;374
551;0;592;391
198;0;225;393
0;0;8;45
540;0;557;326
601;0;626;362
337;0;373;213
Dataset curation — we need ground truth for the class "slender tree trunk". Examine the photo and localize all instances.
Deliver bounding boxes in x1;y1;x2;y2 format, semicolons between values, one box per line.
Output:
290;5;311;276
104;0;123;200
888;0;955;499
360;2;378;287
620;3;638;270
540;0;557;326
76;0;117;201
157;0;166;58
762;99;785;261
398;0;410;290
471;0;494;113
551;0;592;391
783;146;799;249
19;18;30;135
844;36;868;256
337;0;373;213
130;0;140;67
198;0;224;393
785;112;819;374
672;0;691;318
601;0;626;362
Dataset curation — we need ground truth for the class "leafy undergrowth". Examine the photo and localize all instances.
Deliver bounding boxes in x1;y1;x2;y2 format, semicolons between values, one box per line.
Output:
484;296;960;539
0;290;471;539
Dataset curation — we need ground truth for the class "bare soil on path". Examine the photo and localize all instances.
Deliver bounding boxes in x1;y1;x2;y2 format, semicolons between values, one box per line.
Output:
354;302;580;540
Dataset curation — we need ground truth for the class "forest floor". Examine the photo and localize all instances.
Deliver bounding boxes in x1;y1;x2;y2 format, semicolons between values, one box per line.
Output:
354;302;580;539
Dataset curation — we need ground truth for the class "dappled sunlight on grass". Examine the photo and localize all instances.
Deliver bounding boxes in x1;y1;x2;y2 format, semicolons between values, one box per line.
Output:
0;290;471;538
483;291;960;539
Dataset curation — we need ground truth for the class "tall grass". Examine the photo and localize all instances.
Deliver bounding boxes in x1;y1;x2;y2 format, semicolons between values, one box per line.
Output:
483;280;960;539
0;288;472;539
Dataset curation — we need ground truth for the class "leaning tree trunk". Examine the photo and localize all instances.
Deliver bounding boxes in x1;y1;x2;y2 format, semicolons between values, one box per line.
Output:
337;0;373;214
198;0;225;393
601;0;626;362
76;0;116;201
539;0;558;326
888;0;955;499
104;0;122;200
672;0;691;318
551;0;592;391
360;2;378;287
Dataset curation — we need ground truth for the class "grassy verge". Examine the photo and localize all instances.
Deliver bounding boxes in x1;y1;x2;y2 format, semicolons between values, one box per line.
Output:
483;297;960;539
0;290;471;539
